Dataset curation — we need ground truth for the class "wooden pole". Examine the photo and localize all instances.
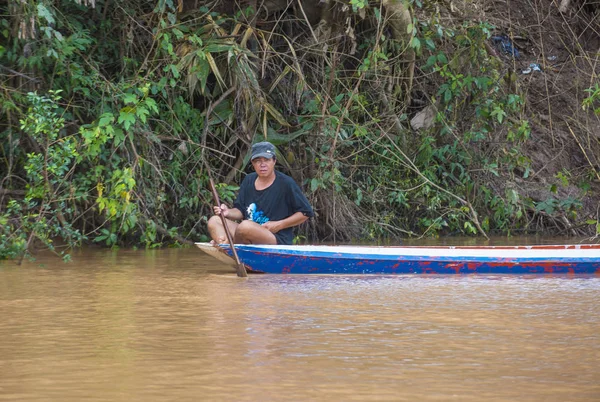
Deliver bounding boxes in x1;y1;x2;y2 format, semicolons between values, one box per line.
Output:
209;178;247;277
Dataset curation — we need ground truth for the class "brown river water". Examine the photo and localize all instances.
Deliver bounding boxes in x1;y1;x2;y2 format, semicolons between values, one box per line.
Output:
0;243;599;401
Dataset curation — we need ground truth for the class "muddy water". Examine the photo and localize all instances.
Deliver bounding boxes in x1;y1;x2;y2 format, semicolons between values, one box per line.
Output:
0;246;599;401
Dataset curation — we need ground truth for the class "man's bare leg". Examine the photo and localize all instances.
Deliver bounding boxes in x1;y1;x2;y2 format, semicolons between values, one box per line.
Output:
234;221;277;244
207;215;239;244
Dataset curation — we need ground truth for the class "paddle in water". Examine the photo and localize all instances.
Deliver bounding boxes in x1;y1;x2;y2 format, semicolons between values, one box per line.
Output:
209;178;248;277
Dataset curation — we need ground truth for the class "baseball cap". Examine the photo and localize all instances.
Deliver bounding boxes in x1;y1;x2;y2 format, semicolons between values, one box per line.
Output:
251;141;276;160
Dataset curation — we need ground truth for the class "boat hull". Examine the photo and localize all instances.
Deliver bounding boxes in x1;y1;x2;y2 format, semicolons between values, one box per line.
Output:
195;243;600;275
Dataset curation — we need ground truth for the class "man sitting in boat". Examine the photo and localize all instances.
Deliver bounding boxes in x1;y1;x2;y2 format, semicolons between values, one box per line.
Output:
208;141;314;245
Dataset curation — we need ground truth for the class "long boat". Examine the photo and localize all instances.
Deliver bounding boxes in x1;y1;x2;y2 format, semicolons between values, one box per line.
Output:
195;242;600;275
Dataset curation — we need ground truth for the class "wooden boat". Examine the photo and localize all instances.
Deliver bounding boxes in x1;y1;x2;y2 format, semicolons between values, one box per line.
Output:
195;242;600;275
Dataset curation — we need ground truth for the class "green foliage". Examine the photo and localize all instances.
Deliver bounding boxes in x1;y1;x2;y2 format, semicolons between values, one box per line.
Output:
292;235;307;245
403;21;534;234
582;84;600;115
216;183;240;205
535;197;581;217
94;228;118;247
0;0;594;258
349;0;368;13
1;91;84;260
0;201;28;259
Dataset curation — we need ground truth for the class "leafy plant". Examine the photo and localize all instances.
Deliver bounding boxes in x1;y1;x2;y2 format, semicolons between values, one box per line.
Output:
582;84;600;115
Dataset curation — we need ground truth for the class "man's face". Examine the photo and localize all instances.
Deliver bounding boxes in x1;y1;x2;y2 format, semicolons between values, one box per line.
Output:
251;157;276;177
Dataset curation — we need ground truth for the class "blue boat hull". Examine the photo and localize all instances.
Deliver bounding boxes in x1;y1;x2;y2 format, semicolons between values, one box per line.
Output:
235;252;600;275
204;244;600;275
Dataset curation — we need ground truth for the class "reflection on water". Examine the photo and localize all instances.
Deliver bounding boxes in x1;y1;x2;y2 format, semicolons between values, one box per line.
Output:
0;245;599;401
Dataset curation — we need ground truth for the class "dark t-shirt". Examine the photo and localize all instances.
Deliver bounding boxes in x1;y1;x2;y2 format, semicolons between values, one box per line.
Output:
233;171;314;245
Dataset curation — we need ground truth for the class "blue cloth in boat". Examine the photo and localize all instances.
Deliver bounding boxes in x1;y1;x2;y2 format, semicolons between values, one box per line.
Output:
234;171;314;245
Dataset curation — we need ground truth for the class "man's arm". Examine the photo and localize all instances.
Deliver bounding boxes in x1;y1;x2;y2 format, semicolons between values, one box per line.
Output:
262;211;308;234
215;204;244;221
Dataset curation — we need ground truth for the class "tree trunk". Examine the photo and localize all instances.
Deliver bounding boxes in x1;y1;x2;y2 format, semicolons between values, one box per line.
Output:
382;0;415;105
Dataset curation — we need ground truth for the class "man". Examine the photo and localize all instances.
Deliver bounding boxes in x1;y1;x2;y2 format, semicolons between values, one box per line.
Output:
208;141;314;245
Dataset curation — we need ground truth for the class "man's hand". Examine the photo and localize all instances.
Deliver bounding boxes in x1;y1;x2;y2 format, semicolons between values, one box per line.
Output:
213;203;229;217
262;221;282;234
